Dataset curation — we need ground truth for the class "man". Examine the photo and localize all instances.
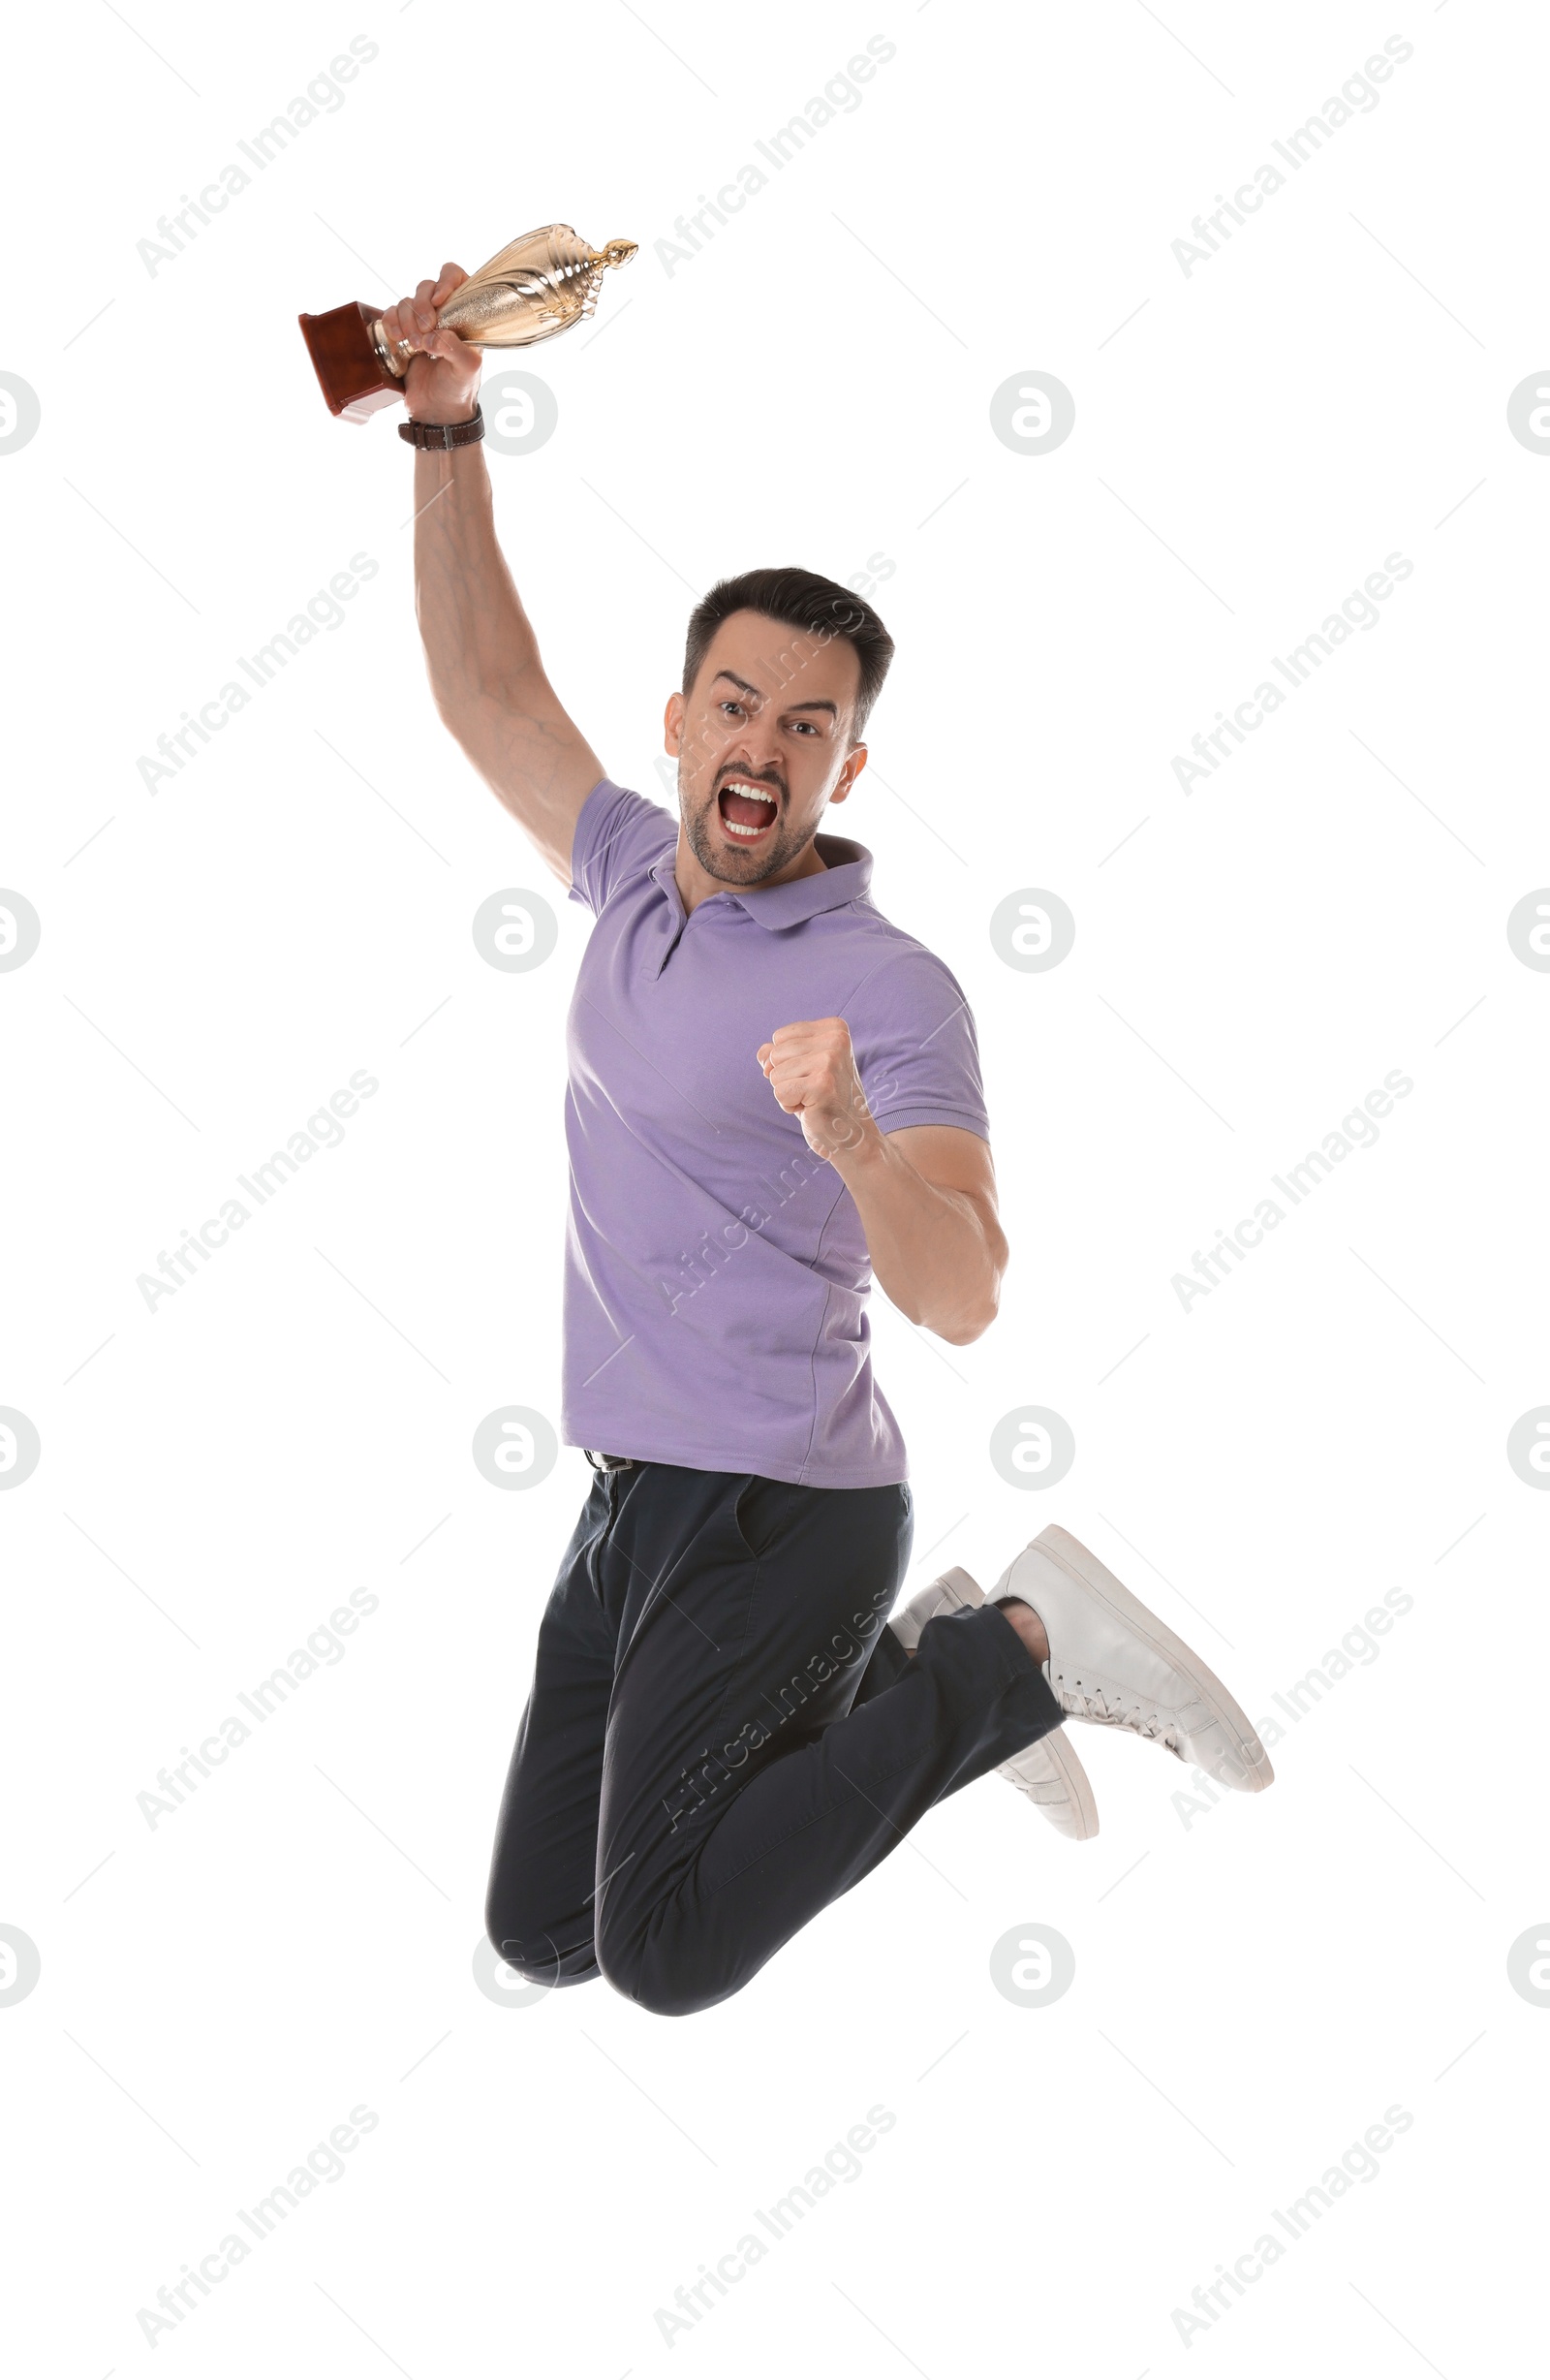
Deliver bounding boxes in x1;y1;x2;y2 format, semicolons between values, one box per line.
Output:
388;264;1273;2019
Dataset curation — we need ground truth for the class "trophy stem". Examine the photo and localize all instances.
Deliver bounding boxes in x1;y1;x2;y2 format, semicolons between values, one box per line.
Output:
368;317;409;379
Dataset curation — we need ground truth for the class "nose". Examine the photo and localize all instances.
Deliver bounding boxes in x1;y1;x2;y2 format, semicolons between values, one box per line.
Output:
721;736;783;786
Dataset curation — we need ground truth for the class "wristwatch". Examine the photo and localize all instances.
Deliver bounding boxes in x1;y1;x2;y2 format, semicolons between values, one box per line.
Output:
398;405;484;451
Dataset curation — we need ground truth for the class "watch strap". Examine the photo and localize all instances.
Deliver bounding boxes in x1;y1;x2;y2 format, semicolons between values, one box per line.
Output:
398;405;484;451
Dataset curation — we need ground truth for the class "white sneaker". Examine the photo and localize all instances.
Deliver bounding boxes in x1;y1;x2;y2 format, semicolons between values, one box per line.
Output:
891;1567;1100;1841
987;1526;1274;1793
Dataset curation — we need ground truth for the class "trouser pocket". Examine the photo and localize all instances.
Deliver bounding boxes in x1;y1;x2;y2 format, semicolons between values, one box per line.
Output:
730;1474;793;1562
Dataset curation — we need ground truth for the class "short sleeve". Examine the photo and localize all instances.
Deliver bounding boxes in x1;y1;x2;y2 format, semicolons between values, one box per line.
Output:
854;950;990;1140
570;779;677;917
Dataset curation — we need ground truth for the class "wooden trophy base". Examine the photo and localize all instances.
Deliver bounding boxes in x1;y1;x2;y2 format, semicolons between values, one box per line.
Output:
298;302;404;423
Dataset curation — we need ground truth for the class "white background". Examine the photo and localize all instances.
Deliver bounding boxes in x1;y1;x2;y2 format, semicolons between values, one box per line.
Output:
3;1;1546;2371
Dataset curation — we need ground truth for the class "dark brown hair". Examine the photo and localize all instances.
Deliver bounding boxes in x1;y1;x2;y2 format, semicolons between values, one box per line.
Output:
683;566;895;742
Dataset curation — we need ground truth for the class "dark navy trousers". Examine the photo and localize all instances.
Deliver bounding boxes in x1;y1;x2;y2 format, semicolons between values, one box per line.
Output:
484;1456;1064;2017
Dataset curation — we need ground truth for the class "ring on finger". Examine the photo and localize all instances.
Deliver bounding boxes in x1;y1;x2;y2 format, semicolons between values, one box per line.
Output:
394;334;414;358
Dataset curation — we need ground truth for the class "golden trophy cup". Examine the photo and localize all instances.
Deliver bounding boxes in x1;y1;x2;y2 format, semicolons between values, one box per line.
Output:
299;224;637;423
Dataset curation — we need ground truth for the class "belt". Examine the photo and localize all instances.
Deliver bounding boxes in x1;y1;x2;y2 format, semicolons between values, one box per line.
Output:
584;1448;636;1473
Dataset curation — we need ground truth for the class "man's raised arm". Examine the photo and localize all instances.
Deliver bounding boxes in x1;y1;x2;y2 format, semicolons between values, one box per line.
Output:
384;265;604;887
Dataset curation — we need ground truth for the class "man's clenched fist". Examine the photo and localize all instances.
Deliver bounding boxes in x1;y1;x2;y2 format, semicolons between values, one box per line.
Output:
377;264;481;425
756;1018;877;1163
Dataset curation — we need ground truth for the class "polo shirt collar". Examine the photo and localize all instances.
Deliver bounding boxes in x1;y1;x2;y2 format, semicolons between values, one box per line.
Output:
646;833;874;930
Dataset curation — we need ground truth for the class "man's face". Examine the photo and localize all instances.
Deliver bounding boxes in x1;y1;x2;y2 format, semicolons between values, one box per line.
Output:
664;610;868;888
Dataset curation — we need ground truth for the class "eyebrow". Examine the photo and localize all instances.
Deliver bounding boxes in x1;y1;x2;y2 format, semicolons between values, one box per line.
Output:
710;669;838;719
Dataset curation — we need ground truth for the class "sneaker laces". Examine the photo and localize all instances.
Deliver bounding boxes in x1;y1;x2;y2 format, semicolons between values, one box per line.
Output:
1050;1666;1187;1756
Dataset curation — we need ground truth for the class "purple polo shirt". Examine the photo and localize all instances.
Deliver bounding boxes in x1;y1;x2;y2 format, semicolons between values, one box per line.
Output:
562;779;990;1488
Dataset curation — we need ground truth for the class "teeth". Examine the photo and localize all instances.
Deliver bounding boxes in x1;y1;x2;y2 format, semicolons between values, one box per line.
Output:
721;780;777;836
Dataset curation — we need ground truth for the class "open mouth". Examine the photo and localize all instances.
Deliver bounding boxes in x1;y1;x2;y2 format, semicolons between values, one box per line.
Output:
716;779;780;840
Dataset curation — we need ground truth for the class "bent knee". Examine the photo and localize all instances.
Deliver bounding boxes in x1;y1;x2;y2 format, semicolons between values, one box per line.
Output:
596;1920;728;2019
484;1894;571;1990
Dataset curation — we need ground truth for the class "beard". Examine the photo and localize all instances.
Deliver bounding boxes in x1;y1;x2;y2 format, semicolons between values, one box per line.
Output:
679;768;816;885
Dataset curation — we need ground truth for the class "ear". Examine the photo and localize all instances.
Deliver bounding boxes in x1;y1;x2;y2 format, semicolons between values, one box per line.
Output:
828;743;868;805
664;690;684;755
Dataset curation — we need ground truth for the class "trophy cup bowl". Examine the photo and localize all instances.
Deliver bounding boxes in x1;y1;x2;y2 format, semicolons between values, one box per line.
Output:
299;225;637;422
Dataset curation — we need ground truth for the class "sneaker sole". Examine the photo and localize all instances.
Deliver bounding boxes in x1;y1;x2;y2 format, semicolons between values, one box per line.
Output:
1000;1725;1100;1840
1021;1524;1274;1792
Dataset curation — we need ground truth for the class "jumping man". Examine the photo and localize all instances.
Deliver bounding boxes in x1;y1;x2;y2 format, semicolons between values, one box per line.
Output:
386;264;1273;2018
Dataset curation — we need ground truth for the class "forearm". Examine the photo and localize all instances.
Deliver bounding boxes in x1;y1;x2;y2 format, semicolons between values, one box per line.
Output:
833;1127;1006;1344
414;444;541;713
411;438;603;872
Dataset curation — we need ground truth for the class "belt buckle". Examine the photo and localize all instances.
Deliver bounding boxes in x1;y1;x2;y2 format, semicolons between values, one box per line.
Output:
585;1448;635;1474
